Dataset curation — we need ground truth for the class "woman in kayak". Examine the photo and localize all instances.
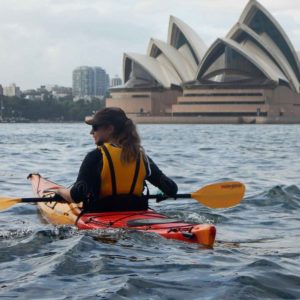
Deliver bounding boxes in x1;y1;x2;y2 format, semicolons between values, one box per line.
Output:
56;107;178;211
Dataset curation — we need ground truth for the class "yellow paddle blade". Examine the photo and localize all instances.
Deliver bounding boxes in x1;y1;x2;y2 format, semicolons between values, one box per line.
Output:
191;182;245;208
0;197;22;211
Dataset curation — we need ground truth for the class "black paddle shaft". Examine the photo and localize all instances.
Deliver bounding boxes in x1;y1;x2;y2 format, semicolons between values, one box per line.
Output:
146;193;191;202
21;194;191;204
21;194;65;203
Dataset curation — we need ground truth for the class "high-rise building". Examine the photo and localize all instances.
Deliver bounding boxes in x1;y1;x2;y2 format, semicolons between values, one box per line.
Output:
3;83;21;97
105;74;110;93
72;66;110;100
111;75;122;87
94;67;110;97
72;66;94;99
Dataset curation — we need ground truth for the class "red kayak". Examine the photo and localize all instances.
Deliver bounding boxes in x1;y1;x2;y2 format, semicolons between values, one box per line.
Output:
28;173;216;247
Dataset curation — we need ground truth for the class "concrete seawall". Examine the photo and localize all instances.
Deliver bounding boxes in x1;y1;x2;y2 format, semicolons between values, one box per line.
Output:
130;115;300;124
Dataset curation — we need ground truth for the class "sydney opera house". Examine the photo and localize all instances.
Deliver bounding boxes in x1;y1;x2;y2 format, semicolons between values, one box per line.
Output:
107;0;300;123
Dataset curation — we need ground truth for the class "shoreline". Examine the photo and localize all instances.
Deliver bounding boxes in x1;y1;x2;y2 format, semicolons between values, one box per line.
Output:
2;115;300;124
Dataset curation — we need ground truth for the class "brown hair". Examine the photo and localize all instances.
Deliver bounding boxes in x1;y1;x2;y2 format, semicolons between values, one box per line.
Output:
113;117;141;163
85;107;141;163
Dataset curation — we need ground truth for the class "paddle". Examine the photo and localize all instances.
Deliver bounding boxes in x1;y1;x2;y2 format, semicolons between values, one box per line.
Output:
0;181;245;211
0;194;65;211
150;181;245;208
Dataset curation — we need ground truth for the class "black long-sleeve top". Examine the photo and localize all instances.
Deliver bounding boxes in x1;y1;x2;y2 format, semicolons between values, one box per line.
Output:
70;148;178;204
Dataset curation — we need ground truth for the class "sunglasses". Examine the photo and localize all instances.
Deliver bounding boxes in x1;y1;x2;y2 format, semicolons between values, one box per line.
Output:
92;125;100;131
92;124;106;131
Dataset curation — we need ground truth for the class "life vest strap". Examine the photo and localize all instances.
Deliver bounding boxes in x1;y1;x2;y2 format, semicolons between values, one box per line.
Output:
129;153;140;194
102;144;117;195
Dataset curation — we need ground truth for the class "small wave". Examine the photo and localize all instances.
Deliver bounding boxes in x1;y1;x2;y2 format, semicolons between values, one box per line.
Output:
35;226;79;240
246;258;282;269
231;271;300;299
0;225;79;243
83;228;125;244
0;228;33;239
246;185;300;209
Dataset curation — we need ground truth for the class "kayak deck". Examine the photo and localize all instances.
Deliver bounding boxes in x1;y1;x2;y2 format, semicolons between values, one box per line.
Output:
28;173;216;247
78;211;216;246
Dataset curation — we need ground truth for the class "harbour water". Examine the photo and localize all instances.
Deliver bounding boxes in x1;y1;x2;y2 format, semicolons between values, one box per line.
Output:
0;123;300;299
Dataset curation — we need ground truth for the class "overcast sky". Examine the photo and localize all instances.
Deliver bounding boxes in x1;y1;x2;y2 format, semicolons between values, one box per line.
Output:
0;0;300;90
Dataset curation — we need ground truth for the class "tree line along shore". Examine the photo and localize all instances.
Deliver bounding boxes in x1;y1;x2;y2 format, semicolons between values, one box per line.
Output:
0;96;105;122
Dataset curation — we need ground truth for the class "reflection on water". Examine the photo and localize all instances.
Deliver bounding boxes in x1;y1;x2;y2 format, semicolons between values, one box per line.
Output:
0;123;300;299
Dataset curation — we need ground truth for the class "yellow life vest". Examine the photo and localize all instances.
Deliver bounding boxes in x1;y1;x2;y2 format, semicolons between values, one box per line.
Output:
99;143;147;198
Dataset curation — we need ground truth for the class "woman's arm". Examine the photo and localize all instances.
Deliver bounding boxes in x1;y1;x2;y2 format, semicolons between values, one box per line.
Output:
145;156;178;197
56;149;102;203
72;149;102;203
